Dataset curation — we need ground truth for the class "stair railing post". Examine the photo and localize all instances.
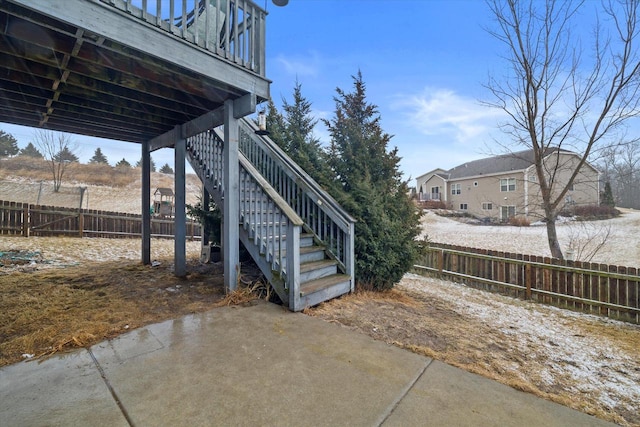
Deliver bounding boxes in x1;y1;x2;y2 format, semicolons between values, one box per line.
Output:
346;221;355;292
287;222;301;311
223;99;240;291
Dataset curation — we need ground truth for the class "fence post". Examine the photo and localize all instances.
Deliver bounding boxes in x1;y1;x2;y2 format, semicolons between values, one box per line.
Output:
525;263;532;300
78;212;84;238
437;249;444;277
23;204;29;237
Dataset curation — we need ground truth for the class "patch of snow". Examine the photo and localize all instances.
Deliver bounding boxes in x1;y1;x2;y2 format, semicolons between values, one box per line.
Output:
400;273;640;418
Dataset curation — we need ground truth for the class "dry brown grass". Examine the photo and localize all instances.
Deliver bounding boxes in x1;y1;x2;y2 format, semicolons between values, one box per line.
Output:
0;257;267;367
307;286;639;427
0;157;140;187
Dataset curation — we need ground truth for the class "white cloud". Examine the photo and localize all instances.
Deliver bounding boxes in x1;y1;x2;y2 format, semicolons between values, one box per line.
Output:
393;88;503;145
274;51;321;77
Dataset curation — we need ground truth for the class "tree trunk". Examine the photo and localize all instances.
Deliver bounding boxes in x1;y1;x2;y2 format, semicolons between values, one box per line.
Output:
545;218;564;259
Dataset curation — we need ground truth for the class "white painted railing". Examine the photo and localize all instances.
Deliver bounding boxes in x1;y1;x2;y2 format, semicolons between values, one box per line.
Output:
101;0;266;75
185;128;305;307
238;118;355;281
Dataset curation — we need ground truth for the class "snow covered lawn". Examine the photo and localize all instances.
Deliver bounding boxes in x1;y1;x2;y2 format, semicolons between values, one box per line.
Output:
419;208;640;267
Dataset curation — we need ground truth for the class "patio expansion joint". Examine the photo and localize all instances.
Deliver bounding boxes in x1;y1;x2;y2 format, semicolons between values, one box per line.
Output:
374;357;434;426
88;348;136;427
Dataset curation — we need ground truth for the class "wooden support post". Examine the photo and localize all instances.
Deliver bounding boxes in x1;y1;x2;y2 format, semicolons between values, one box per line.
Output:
175;135;187;277
223;99;239;291
201;186;210;262
78;212;84;238
141;140;151;264
22;205;29;237
525;263;532;300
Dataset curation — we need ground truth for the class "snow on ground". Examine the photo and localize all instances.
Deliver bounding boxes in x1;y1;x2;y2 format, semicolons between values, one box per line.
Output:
0;236;201;272
420;208;640;267
400;273;640;424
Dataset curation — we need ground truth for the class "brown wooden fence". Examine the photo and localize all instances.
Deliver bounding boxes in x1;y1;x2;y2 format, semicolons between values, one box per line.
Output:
0;200;201;239
414;243;639;324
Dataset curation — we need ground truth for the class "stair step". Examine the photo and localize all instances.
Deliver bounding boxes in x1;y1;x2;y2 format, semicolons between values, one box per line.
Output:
300;259;338;283
300;274;351;297
299;245;326;263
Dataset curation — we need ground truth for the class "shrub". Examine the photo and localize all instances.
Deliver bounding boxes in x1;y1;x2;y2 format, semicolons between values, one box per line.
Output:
571;204;620;220
508;216;530;227
419;200;447;209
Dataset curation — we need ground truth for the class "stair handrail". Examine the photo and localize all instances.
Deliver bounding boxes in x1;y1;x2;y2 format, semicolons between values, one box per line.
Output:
238;154;304;227
239;118;356;228
233;119;355;281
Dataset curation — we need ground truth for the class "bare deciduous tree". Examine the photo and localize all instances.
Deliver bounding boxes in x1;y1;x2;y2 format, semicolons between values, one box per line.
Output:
484;0;640;259
34;130;79;192
600;142;640;208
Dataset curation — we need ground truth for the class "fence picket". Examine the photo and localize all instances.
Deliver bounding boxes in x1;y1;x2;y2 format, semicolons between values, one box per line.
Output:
415;244;640;324
0;200;201;240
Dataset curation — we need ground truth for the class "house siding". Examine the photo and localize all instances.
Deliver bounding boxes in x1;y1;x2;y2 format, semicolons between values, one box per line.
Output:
418;149;599;222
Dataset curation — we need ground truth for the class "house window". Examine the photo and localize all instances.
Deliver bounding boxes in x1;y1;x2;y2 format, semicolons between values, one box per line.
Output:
500;205;516;220
482;202;493;210
460;203;468;210
500;178;516;192
529;174;537;183
568;183;574;191
451;183;461;195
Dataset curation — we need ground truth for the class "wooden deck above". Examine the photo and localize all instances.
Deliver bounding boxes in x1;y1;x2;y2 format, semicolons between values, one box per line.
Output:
0;0;270;143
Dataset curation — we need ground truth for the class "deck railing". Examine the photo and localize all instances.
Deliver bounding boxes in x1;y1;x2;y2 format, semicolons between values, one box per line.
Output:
236;118;355;280
101;0;266;75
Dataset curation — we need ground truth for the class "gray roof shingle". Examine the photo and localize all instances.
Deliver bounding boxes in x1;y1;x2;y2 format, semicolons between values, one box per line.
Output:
447;148;570;179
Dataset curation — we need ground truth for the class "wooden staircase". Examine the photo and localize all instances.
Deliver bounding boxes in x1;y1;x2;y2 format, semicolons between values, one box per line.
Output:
185;120;355;311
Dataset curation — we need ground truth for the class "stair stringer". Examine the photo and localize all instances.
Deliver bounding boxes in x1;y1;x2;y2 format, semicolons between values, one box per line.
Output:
186;146;293;307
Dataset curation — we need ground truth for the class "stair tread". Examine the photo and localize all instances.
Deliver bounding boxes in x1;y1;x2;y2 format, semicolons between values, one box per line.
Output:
300;274;351;296
300;259;338;273
299;245;325;254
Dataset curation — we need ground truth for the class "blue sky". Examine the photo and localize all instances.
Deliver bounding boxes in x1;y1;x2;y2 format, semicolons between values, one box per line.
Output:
2;0;619;184
265;0;506;181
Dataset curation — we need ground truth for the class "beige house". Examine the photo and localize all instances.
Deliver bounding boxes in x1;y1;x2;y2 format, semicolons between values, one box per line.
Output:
416;148;600;221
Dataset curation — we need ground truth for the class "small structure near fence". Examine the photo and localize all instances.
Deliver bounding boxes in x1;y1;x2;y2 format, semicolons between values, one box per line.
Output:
0;200;201;240
152;188;174;219
414;243;639;324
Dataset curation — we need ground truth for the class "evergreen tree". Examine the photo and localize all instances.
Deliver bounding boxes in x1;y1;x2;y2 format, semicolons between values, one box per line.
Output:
89;147;109;164
135;157;157;172
601;181;615;208
0;130;19;157
159;163;174;174
54;146;79;163
18;142;43;158
265;99;287;149
323;71;422;290
115;158;131;168
281;81;330;186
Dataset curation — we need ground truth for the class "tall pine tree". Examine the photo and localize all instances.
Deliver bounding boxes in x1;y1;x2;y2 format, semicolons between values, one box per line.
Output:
266;82;331;187
323;71;422;290
0;130;19;157
281;82;329;185
89;147;109;164
19;142;43;158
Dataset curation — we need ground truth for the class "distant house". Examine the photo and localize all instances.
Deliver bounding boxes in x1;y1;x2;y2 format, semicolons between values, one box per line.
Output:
416;148;600;221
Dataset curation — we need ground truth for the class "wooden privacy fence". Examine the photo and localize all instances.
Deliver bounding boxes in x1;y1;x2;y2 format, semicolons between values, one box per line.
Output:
414;243;639;324
0;200;201;239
